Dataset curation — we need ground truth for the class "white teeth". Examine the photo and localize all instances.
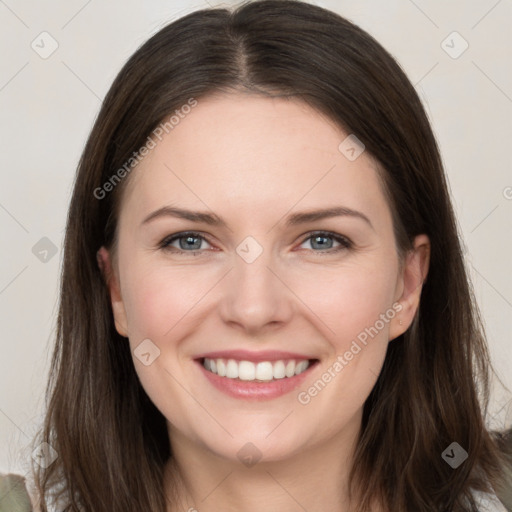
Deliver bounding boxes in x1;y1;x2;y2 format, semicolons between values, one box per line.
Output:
226;359;238;378
295;360;309;375
285;360;295;378
217;359;226;377
238;360;255;381
273;360;286;379
202;357;312;381
256;362;273;381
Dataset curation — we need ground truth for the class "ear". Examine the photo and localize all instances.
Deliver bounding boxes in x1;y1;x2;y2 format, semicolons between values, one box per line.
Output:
388;234;430;341
97;246;129;337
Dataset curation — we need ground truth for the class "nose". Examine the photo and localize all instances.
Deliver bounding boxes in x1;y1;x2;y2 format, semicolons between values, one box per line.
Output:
218;239;294;336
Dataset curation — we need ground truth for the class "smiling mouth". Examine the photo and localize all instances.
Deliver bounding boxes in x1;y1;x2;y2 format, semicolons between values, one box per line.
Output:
200;357;318;382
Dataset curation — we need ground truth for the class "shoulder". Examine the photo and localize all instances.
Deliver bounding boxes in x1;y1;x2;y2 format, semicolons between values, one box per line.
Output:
471;489;508;512
0;473;33;511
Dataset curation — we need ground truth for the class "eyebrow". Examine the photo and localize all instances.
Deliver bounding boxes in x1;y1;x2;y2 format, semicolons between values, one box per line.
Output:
141;205;374;230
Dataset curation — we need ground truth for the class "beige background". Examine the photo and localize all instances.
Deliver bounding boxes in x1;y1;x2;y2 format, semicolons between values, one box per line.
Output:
0;0;511;477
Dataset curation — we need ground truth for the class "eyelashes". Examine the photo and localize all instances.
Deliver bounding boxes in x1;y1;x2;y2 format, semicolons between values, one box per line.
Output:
158;230;353;256
158;232;208;255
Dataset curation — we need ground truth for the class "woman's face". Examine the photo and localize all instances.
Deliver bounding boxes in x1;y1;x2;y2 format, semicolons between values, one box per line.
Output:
101;93;428;464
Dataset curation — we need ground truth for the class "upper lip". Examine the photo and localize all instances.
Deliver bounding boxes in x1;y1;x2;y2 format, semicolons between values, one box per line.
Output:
195;350;315;363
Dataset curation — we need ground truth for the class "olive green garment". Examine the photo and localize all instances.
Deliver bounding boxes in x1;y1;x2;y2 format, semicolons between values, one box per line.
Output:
0;473;32;512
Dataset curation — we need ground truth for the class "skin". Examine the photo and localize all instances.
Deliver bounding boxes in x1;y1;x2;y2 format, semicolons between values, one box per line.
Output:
98;92;430;512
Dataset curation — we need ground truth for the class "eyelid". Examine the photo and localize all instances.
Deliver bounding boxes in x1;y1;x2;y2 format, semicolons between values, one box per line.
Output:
297;230;352;250
158;231;214;252
158;230;353;254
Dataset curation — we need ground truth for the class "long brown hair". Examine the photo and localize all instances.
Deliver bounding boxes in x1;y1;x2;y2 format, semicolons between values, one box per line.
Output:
32;1;511;510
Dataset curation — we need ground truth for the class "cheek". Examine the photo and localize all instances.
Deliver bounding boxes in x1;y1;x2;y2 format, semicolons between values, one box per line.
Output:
292;271;395;431
121;263;210;340
119;265;208;429
121;249;399;351
291;259;399;351
292;258;399;417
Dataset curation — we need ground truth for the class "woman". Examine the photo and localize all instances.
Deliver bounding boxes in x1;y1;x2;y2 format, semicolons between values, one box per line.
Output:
30;0;511;510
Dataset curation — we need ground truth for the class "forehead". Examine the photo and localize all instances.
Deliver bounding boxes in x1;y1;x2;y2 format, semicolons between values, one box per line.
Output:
120;93;391;230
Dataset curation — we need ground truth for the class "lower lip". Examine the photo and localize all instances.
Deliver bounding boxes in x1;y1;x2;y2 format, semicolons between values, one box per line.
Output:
196;359;318;400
